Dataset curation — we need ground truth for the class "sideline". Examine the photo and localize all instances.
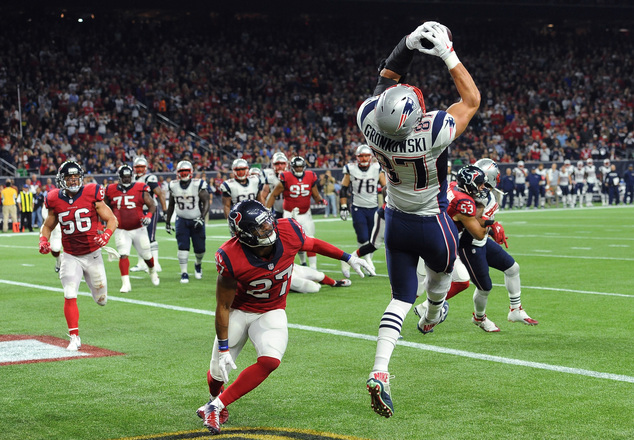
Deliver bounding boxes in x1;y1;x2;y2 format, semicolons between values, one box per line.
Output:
2;279;632;384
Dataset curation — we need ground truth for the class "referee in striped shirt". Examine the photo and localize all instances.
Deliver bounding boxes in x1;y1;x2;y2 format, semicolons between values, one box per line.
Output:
18;184;34;232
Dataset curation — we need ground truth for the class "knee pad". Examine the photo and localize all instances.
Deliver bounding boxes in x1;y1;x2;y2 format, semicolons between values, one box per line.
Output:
257;356;281;374
177;250;189;265
425;268;452;302
63;283;79;300
504;262;520;278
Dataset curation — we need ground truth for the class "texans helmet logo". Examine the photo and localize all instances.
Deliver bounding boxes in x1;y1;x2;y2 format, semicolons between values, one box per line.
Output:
233;211;242;226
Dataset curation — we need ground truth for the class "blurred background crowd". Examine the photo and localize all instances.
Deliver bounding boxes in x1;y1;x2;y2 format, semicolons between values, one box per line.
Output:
1;2;633;223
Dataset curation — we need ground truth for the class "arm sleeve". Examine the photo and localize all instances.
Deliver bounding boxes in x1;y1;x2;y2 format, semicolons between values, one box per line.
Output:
301;236;347;260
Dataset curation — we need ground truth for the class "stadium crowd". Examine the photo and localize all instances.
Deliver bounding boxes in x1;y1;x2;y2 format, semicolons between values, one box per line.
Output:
0;11;633;182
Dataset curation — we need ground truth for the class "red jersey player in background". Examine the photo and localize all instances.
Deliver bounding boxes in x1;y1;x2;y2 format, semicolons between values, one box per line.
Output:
105;164;159;293
265;155;326;269
39;160;118;351
196;200;374;435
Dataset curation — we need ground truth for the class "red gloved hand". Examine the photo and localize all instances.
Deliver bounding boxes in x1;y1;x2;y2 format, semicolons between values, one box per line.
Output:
320;198;328;206
39;236;51;254
490;222;508;248
94;228;113;248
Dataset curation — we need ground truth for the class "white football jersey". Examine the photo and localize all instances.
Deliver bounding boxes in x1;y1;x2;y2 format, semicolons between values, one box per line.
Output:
134;173;159;210
573;167;586;183
168;179;207;219
357;98;456;216
585;165;597;184
513;167;527;184
558;167;572;185
221;176;262;206
599;165;611;182
343;162;383;209
263;168;283;213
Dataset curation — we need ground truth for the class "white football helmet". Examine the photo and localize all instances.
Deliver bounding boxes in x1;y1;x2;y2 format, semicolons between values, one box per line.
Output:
272;152;288;174
133;156;149;177
355;144;373;169
474;158;500;189
586;158;593;165
249;167;262;178
232;158;249;182
517;160;525;168
176;160;193;182
577;160;584;168
375;84;425;140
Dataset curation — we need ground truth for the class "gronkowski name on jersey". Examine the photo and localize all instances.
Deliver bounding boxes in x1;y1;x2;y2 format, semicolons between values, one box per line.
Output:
221;176;262;206
343;162;382;209
357;96;455;216
215;218;307;313
105;181;150;230
45;183;105;256
280;170;318;214
168;179;207;219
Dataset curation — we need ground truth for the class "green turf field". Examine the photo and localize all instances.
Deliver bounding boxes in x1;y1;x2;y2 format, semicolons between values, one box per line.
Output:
1;205;633;440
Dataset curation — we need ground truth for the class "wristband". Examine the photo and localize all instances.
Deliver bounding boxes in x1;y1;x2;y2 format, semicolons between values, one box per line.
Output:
103;228;113;237
342;252;351;262
39;236;48;242
444;52;460;70
145;212;153;218
218;339;229;352
340;204;347;210
484;220;495;227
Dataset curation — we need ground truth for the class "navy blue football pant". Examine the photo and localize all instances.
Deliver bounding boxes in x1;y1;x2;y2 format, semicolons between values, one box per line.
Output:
176;217;206;253
458;238;515;292
384;208;458;304
351;205;377;244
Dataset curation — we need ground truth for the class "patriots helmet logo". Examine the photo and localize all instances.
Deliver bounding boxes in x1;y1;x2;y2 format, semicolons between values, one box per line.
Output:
397;96;417;131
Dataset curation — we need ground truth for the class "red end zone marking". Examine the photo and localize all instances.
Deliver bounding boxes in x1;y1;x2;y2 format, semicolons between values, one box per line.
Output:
0;334;125;366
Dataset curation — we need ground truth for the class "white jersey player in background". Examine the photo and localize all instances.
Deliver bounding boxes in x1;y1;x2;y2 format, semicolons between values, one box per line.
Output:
572;160;587;208
512;160;528;209
221;159;264;221
599;158;611;205
262;152;288;219
558;160;573;207
164;160;210;283
358;20;480;417
339;144;386;277
584;158;597;206
131;156;167;272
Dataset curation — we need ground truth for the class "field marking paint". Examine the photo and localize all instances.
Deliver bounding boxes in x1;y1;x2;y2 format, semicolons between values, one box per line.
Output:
2;279;633;384
511;252;634;261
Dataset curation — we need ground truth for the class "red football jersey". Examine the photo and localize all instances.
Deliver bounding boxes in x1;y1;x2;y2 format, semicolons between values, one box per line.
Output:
45;183;105;256
215;218;307;313
279;170;318;214
105;181;150;230
446;181;477;234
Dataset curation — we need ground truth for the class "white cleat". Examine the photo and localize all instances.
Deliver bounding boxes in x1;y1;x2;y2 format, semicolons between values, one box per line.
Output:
130;262;149;273
508;306;538;325
150;269;160;286
472;313;500;332
341;260;351;278
120;276;132;293
153;262;162;273
67;334;81;351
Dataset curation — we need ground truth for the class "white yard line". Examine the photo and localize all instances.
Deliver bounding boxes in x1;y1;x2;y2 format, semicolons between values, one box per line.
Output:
2;279;632;384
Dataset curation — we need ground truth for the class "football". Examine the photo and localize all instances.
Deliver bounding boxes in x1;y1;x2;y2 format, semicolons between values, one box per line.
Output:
420;24;452;49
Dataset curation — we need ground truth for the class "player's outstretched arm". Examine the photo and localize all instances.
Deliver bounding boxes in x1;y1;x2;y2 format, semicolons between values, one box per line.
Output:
265;182;284;209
